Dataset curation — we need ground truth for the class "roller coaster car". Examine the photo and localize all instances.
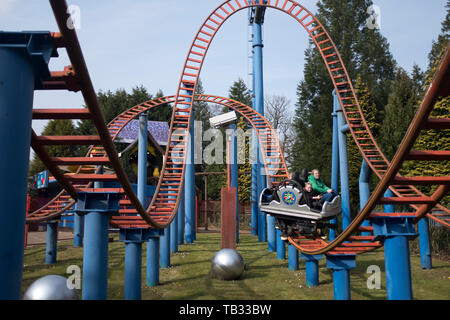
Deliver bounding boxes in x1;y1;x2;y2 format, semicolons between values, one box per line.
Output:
259;170;341;238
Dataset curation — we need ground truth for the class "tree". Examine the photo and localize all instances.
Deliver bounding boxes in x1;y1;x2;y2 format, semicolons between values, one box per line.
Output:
378;67;420;161
264;94;295;169
291;0;396;184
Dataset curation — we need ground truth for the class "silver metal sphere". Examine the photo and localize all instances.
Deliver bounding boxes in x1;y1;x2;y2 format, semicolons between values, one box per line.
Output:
211;248;245;281
23;275;79;300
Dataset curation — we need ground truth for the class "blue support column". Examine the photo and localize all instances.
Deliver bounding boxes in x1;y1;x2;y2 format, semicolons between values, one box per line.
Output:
76;191;120;300
334;91;351;230
418;217;432;269
160;226;171;268
122;112;145;299
146;234;160;286
301;254;323;287
330;90;340;241
359;159;372;237
267;215;276;252
372;213;417;300
73;213;83;247
178;190;185;245
288;244;299;271
326;254;356;300
184;86;195;244
229;125;239;243
170;209;179;253
45;221;58;264
253;21;267;243
276;229;286;260
0;32;56;299
125;240;142;299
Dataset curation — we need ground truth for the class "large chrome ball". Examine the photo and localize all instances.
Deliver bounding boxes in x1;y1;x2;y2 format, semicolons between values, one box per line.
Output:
211;248;245;281
23;275;79;300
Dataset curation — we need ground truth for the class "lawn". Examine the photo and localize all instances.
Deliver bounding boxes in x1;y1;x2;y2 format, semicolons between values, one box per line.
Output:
21;232;450;300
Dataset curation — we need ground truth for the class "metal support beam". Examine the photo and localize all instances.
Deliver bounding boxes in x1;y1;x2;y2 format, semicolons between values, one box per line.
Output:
0;31;55;299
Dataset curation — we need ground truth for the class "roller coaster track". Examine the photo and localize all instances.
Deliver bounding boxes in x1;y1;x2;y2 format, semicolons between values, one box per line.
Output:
28;1;448;256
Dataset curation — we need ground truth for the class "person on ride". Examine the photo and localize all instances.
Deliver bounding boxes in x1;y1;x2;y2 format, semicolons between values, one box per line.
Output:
307;169;338;203
303;182;322;210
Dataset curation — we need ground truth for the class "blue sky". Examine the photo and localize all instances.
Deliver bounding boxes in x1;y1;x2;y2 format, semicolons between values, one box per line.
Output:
0;0;447;138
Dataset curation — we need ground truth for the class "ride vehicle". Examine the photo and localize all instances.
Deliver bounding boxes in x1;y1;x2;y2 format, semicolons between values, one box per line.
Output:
259;169;341;240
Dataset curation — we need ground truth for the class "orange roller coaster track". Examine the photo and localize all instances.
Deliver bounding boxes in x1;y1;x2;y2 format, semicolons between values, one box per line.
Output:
29;0;449;257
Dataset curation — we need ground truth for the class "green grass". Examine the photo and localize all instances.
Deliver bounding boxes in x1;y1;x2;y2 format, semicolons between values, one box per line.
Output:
22;232;450;300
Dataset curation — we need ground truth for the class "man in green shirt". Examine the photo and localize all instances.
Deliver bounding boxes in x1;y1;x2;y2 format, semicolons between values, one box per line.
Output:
307;169;338;204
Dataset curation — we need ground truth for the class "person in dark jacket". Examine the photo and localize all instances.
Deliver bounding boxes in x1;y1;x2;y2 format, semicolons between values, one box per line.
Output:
303;182;322;210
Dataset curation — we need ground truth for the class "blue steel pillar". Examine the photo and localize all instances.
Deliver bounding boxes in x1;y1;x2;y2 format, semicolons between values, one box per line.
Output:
267;216;276;252
178;190;185;245
160;226;171;268
184;85;196;244
73;213;84;247
334;90;351;230
252;14;267;243
372;198;416;300
124;112;145;299
301;254;323;287
418;217;432;269
276;229;286;259
330;90;340;241
0;31;55;299
288;244;299;271
45;221;58;264
76;191;120;300
228;125;239;243
170;207;179;253
359;159;372;237
326;254;356;300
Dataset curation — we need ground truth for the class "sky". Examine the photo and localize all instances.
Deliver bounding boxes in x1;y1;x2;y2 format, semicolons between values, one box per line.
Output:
0;0;447;141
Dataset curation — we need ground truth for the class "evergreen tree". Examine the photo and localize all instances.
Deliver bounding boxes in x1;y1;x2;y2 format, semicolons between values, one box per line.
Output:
292;0;395;185
378;67;419;161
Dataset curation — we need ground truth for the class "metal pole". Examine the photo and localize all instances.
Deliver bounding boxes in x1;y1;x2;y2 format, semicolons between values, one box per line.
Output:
301;254;323;287
330;90;340;241
45;221;58;264
125;241;142;298
170;207;179;253
229;125;239;243
73;213;84;247
326;254;356;300
267;216;276;252
178;189;185;245
418;217;432;269
125;112;146;298
288;244;299;271
0;33;52;299
381;189;414;300
82;209;109;300
359;159;372;237
334;91;351;230
160;225;171;268
184;86;195;244
276;229;286;259
253;20;267;243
